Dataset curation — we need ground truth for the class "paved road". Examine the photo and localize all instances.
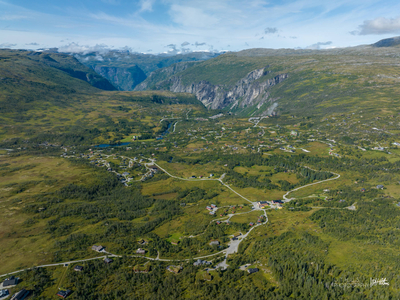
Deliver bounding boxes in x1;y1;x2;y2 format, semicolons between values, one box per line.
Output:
151;159;254;205
186;108;192;119
216;208;268;270
283;170;340;201
0;155;260;278
0;151;341;278
173;121;180;133
0;255;118;279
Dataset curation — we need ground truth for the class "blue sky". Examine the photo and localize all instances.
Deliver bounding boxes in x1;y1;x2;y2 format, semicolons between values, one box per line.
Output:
1;0;400;53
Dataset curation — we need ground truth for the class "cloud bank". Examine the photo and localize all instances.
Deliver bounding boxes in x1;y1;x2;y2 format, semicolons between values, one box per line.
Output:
353;16;400;35
306;41;332;49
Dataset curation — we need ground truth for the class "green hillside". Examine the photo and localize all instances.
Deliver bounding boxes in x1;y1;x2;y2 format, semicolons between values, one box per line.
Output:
137;46;400;117
0;49;205;147
3;45;400;299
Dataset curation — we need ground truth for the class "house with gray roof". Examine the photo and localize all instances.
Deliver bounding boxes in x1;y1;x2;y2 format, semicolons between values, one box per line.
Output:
209;240;220;246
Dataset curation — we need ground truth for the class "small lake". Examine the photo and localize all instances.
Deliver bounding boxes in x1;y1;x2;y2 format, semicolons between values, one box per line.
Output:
95;122;173;147
95;142;130;148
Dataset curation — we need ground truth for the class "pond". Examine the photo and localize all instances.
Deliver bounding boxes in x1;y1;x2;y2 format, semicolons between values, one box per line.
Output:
95;142;131;148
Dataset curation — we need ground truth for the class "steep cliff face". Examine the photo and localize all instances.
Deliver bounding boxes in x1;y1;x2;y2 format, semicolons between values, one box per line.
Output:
93;65;146;91
135;61;198;91
148;67;288;110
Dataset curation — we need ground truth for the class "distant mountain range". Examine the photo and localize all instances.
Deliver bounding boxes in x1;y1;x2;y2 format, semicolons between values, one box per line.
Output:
134;37;400;116
3;36;400;119
372;36;400;47
38;37;400;93
73;51;221;91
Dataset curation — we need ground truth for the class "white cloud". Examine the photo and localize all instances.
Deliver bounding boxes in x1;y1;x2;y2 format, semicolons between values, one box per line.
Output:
4;0;400;53
264;27;278;34
0;43;16;48
58;42;114;54
306;41;332;49
354;16;400;35
194;42;206;47
169;5;219;28
139;0;155;12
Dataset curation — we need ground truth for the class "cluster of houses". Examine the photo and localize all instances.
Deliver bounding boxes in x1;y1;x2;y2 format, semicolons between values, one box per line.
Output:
257;200;284;209
279;145;296;153
141;165;159;182
0;277;30;300
206;204;218;215
249;215;265;226
190;173;214;179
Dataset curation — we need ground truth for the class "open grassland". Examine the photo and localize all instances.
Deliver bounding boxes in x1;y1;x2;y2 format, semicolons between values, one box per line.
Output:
0;156;104;274
156;161;223;179
230;211;264;224
233;165;273;176
270;172;300;185
0;156;95;200
232;186;285;202
242;206;400;294
141;177;220;196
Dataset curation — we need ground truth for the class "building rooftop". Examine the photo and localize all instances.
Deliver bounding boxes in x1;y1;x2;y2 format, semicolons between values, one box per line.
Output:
3;277;18;287
56;289;72;299
247;268;259;274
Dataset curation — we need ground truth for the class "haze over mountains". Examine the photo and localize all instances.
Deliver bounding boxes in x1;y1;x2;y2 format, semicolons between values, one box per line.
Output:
74;51;221;91
3;19;400;299
3;36;400;120
28;36;399;95
77;36;400;117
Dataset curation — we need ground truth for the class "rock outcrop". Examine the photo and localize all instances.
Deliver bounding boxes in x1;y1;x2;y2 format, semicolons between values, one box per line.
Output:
93;65;146;91
135;61;198;91
143;66;288;110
